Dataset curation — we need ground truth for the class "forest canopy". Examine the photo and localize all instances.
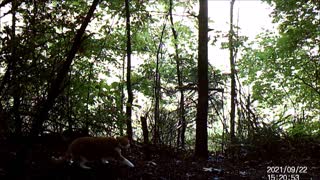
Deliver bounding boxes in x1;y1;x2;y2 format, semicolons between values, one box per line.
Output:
0;0;319;150
0;0;319;179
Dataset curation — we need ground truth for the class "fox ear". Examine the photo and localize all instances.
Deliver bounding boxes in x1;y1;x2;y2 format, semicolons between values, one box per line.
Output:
117;136;130;148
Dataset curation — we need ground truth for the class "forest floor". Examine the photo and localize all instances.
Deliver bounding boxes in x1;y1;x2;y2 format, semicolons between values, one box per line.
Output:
0;136;319;180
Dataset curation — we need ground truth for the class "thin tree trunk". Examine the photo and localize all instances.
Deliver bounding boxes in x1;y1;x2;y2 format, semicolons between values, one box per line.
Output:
125;0;133;141
85;63;93;131
30;0;100;136
154;24;166;144
154;49;160;145
141;115;151;160
119;55;126;136
140;116;149;144
67;69;73;133
154;68;160;145
0;106;8;137
10;0;22;136
229;0;236;143
195;0;209;159
169;0;186;149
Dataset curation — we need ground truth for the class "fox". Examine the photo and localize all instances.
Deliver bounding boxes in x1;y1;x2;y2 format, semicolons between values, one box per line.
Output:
54;136;134;169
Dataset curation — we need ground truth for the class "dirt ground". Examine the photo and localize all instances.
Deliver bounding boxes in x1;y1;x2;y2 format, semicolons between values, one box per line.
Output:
0;136;319;180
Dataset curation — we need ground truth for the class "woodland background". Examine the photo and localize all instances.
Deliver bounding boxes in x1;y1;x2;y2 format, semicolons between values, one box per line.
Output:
0;0;319;179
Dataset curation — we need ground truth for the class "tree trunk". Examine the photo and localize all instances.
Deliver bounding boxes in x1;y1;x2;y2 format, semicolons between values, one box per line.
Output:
125;0;133;141
154;51;160;145
169;0;186;149
140;116;149;144
0;106;8;137
154;24;166;144
154;69;160;145
30;0;100;136
195;0;209;159
67;69;74;134
229;0;236;143
10;0;22;136
85;62;93;132
119;55;126;136
140;116;151;160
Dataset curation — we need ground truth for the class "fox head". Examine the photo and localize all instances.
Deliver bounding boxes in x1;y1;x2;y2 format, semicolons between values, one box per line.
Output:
117;136;130;149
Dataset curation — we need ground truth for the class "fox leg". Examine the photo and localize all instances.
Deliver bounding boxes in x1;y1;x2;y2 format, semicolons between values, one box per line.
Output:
101;158;110;164
114;147;134;167
121;157;134;167
79;156;91;169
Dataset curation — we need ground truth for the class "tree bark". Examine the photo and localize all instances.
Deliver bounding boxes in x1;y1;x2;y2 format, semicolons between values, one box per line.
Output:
119;55;126;136
141;116;151;160
169;0;186;149
154;24;166;144
140;116;149;144
195;0;209;159
30;0;100;136
9;0;22;136
125;0;133;141
229;0;236;143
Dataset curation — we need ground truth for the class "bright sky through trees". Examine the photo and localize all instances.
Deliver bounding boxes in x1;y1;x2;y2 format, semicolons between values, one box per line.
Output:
0;1;273;72
208;0;274;72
